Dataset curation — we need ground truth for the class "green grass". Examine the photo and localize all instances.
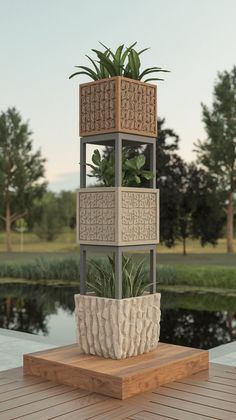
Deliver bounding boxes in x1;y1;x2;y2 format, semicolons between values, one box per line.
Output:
0;254;235;291
0;231;235;254
158;264;236;289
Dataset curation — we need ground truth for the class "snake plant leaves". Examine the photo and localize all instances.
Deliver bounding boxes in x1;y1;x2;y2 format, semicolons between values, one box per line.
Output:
69;42;169;82
87;255;150;298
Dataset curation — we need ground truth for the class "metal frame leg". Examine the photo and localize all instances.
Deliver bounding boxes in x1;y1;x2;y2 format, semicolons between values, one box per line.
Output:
115;247;122;299
80;247;87;295
115;135;122;187
80;140;86;188
150;246;156;294
150;141;156;188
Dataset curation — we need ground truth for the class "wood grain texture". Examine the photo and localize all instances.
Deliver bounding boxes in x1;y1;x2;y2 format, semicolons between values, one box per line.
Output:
79;76;157;138
0;362;235;419
24;342;208;399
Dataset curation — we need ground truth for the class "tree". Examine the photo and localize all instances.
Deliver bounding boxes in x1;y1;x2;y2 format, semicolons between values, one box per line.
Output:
177;163;224;255
33;192;63;241
144;118;185;247
195;67;236;253
57;190;76;230
0;108;46;251
144;119;224;254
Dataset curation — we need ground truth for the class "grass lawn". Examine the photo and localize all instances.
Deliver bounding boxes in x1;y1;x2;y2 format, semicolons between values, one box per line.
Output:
0;231;235;292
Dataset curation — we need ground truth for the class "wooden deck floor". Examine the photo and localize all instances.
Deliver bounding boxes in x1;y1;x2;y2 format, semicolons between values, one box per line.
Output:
0;362;235;419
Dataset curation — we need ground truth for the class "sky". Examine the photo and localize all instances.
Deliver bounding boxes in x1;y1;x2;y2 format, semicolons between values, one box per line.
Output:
0;0;235;191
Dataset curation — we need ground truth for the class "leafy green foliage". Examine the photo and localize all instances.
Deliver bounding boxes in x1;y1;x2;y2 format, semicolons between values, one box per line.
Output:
69;42;169;82
195;66;236;253
87;149;153;186
33;192;63;242
87;255;150;298
0;108;46;251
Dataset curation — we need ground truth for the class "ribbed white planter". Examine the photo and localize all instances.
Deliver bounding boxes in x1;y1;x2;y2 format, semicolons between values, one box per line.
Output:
74;293;161;360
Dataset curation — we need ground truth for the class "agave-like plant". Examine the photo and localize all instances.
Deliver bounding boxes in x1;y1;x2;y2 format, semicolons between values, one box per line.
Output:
87;255;150;299
69;42;169;82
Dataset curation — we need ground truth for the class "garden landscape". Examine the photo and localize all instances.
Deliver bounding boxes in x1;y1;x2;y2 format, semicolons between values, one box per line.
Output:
0;1;236;418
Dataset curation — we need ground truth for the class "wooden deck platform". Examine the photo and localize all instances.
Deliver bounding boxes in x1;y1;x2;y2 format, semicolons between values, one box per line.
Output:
23;343;208;399
0;362;235;419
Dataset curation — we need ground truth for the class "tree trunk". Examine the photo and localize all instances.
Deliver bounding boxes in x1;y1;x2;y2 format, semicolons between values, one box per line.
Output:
226;191;234;254
5;199;12;252
183;237;187;256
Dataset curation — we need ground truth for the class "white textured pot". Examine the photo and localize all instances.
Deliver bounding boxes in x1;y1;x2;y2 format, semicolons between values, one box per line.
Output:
74;293;161;360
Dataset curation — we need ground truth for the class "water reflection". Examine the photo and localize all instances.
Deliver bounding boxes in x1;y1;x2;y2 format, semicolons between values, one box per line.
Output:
0;283;235;349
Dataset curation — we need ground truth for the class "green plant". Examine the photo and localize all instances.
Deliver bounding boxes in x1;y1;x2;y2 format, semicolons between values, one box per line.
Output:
87;255;150;298
69;42;169;82
86;149;153;187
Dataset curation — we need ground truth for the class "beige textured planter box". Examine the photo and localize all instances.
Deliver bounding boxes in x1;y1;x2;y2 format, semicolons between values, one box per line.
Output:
74;293;161;359
77;187;159;246
80;76;157;138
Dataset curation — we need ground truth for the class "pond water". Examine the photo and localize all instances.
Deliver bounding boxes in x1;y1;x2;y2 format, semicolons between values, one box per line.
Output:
0;283;235;349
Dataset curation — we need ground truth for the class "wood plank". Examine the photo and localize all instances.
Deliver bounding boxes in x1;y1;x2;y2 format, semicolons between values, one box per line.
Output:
0;389;92;420
128;415;175;420
128;413;176;420
150;393;235;420
153;386;236;412
0;378;47;394
163;381;236;402
178;377;236;394
23;343;209;399
14;394;110;420
0;381;60;402
89;405;145;420
0;385;82;413
49;399;122;420
0;367;24;380
129;406;213;420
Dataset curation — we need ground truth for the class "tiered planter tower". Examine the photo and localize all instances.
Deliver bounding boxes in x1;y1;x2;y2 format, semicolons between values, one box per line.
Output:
75;76;161;359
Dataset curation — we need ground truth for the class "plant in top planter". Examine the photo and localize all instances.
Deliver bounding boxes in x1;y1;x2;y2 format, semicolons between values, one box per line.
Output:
70;42;169;137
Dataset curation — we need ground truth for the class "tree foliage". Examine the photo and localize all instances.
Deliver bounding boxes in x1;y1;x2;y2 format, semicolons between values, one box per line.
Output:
195;67;236;253
0;108;46;251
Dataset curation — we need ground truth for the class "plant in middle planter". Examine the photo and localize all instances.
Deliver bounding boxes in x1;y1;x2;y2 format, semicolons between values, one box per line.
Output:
87;149;153;187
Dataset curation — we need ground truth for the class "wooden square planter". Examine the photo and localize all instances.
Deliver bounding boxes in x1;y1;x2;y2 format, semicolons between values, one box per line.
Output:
80;76;157;137
74;293;161;359
77;187;159;246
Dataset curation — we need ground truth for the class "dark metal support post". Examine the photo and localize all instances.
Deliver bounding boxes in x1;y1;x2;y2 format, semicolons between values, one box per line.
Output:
150;141;156;188
80;247;87;295
150;246;156;294
80;140;86;188
115;247;122;299
115;135;122;187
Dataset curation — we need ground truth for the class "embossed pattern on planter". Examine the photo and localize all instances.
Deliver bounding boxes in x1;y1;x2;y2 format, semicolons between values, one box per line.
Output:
80;78;157;137
79;191;115;242
74;293;161;359
120;79;156;135
80;80;116;134
122;191;157;242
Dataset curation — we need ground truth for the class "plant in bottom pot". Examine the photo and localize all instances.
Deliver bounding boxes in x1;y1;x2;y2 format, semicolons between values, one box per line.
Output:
74;255;161;359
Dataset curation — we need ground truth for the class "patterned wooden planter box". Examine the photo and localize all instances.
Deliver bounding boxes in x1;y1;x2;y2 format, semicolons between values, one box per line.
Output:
80;77;157;138
74;293;161;359
77;187;159;246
